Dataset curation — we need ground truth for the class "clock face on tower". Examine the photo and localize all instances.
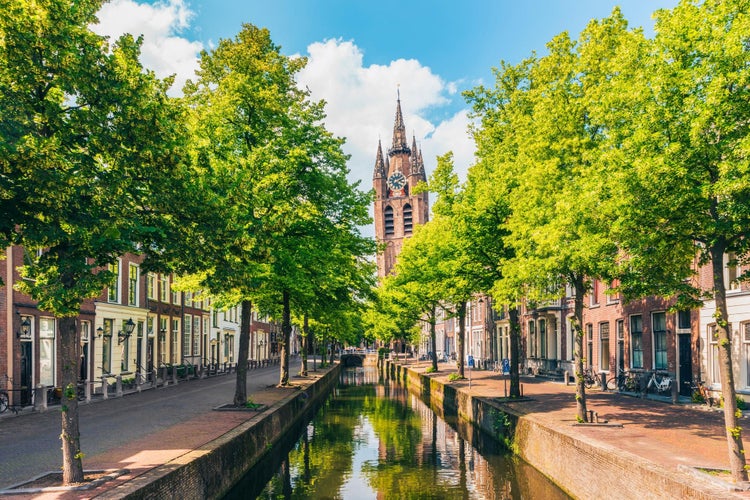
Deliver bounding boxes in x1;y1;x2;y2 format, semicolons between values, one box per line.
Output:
387;171;407;191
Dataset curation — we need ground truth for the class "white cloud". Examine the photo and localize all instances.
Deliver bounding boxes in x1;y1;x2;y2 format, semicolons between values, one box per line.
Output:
92;0;202;96
90;3;477;234
295;39;475;192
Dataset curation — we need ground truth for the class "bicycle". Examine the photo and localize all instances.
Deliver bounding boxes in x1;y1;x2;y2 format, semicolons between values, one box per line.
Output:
606;369;625;391
690;380;715;407
0;389;8;414
582;368;597;389
645;371;672;395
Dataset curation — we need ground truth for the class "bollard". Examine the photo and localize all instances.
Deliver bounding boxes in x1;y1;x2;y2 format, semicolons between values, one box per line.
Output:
671;377;679;404
115;375;123;398
162;366;168;387
600;372;607;391
564;370;570;386
85;380;91;402
101;375;109;400
172;366;178;385
34;384;47;412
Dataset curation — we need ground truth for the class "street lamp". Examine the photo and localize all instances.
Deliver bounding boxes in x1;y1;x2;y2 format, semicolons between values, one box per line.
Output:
17;315;31;340
117;318;136;345
97;326;111;340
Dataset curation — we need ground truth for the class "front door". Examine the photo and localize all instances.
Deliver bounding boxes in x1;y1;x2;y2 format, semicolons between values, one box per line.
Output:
146;338;154;382
20;341;32;406
678;334;693;396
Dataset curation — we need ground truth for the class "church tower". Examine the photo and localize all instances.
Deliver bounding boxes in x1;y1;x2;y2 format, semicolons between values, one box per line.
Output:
374;94;429;278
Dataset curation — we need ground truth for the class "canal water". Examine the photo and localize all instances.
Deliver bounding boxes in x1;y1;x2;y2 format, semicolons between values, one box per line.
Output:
225;367;570;499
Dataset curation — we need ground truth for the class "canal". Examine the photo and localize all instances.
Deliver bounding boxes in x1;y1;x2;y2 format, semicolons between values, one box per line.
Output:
225;366;570;499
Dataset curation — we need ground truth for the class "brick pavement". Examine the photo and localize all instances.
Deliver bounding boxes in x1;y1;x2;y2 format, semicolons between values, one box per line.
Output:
0;365;331;499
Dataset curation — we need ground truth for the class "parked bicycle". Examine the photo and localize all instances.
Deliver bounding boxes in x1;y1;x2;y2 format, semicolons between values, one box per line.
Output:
690;380;716;407
582;368;597;389
0;389;8;414
645;371;672;395
604;369;639;392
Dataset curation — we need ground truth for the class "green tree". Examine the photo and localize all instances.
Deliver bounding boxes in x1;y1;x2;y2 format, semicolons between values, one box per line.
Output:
606;0;750;481
180;23;373;392
0;0;189;483
466;12;636;419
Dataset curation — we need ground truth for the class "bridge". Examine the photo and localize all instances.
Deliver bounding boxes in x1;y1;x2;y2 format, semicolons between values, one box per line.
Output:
340;353;366;367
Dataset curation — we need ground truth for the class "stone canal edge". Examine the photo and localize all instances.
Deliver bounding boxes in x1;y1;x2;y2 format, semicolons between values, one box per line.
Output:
67;358;744;499
97;364;342;499
383;360;746;500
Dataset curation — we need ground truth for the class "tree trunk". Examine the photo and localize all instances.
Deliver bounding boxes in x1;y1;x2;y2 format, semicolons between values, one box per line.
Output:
508;306;521;398
573;275;588;422
233;300;252;406
711;244;748;482
300;313;309;377
430;311;438;372
59;315;84;484
279;290;291;386
457;303;466;378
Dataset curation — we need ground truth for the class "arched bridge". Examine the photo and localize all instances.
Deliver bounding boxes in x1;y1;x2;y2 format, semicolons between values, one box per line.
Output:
340;353;365;367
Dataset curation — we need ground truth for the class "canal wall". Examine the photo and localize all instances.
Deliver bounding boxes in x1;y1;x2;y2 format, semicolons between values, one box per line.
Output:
106;364;342;500
386;361;724;500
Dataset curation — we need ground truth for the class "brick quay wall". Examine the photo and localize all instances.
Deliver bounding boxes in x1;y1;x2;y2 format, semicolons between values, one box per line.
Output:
102;364;342;500
384;360;730;500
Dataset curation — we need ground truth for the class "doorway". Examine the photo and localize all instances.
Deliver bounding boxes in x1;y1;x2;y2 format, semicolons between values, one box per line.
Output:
678;334;693;396
20;341;32;406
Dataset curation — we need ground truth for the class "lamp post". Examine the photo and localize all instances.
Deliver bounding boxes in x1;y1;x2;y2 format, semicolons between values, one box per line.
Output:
17;315;32;340
117;318;136;345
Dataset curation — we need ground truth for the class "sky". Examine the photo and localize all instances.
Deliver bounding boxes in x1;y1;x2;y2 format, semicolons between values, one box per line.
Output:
92;0;678;225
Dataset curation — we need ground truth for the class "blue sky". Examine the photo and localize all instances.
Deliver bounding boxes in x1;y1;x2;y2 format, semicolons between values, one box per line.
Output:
95;0;678;230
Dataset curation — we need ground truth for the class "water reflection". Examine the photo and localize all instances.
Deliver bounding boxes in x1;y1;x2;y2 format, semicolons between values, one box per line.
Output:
226;367;569;499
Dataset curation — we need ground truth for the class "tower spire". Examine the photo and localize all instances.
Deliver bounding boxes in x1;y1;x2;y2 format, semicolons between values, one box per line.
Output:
373;139;386;178
390;90;410;155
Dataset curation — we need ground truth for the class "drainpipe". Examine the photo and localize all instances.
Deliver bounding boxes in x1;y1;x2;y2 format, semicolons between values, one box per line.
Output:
5;246;13;391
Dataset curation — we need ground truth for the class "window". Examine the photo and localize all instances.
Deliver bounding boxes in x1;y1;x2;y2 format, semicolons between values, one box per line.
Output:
103;318;113;374
606;281;620;304
193;316;201;355
728;252;740;291
40;318;56;386
185;291;193;308
212;309;218;328
586;324;593;368
171;319;179;364
159;317;168;364
528;321;536;358
630;315;643;369
108;262;120;302
653;312;667;370
709;324;720;384
183;314;192;357
743;323;750;387
384;206;394;236
539;318;547;359
128;264;138;306
677;310;691;331
159;275;168;302
172;288;181;305
590;280;600;307
147;273;156;300
403;203;413;234
600;323;610;371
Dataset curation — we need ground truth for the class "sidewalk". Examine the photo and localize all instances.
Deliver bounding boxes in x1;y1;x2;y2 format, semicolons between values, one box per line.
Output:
0;364;332;499
407;359;750;496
